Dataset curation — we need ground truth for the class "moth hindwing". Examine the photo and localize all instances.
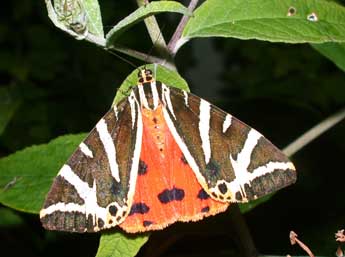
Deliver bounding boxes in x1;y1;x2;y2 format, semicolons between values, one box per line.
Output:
40;69;296;233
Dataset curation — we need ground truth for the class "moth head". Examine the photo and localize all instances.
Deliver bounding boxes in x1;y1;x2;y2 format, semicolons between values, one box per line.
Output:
138;69;153;84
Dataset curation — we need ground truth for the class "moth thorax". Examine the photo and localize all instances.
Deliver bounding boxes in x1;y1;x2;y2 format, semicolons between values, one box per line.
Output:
138;69;153;84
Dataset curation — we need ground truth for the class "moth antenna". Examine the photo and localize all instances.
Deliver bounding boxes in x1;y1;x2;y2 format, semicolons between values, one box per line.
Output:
107;48;138;70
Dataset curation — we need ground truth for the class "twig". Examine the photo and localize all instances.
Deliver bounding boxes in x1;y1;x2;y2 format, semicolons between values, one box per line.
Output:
168;0;199;55
283;108;345;157
336;246;344;257
136;0;173;64
290;231;315;257
229;204;258;257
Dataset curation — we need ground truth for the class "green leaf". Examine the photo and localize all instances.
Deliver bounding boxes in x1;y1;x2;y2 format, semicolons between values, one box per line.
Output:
182;0;345;44
0;87;20;136
312;42;345;72
0;133;87;214
106;1;190;47
83;0;104;37
239;194;272;213
96;233;149;257
112;64;189;105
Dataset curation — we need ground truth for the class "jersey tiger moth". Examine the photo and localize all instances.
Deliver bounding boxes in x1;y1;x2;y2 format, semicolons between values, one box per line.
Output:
40;68;296;233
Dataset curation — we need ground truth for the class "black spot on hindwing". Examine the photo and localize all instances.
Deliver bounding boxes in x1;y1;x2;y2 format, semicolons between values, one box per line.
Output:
143;220;153;227
158;187;185;203
86;214;94;231
129;202;150;216
197;189;210;200
109;205;118;216
201;206;210;213
235;191;243;201
138;160;148;175
98;218;104;228
218;183;228;194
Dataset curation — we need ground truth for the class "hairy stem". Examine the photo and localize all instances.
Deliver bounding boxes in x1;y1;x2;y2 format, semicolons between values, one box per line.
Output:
168;0;199;55
283;108;345;157
136;0;175;69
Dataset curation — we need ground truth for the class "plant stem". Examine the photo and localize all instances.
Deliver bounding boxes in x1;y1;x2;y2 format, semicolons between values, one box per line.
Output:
136;0;175;69
229;204;258;257
168;0;199;55
283;107;345;157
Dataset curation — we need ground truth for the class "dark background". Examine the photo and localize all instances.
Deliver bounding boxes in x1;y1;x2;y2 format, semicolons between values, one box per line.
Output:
1;0;345;256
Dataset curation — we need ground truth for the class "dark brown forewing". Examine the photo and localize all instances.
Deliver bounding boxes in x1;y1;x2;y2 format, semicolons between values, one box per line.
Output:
40;92;141;232
162;84;296;203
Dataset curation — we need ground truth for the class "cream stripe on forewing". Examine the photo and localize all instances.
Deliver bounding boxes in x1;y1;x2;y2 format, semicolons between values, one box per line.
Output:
96;118;120;182
230;128;261;178
57;165;106;223
41;165;122;228
227;128;261;199
40;202;86;218
150;81;159;110
162;84;177;120
222;114;232;133
79;142;93;158
113;105;118;119
251;161;295;179
222;160;295;202
183;90;189;107
199;99;211;164
128;91;137;128
138;84;149;109
59;164;93;200
126;94;143;208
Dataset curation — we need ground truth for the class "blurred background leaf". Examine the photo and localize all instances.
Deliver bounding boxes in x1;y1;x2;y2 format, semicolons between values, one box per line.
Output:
312;42;345;72
0;86;20;136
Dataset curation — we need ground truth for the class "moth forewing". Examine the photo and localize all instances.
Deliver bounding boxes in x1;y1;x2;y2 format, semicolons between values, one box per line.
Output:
40;93;142;232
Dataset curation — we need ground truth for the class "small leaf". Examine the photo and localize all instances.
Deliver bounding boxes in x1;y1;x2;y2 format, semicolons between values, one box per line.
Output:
113;64;189;105
96;232;149;257
312;42;345;72
0;134;87;214
106;1;190;47
182;0;345;44
83;0;104;37
46;0;105;45
0;87;20;136
239;194;272;213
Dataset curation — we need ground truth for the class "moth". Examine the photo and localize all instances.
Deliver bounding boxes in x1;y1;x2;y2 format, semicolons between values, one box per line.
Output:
40;69;296;233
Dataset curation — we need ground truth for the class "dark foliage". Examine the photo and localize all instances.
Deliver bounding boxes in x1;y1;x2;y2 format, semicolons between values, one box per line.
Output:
0;1;344;257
